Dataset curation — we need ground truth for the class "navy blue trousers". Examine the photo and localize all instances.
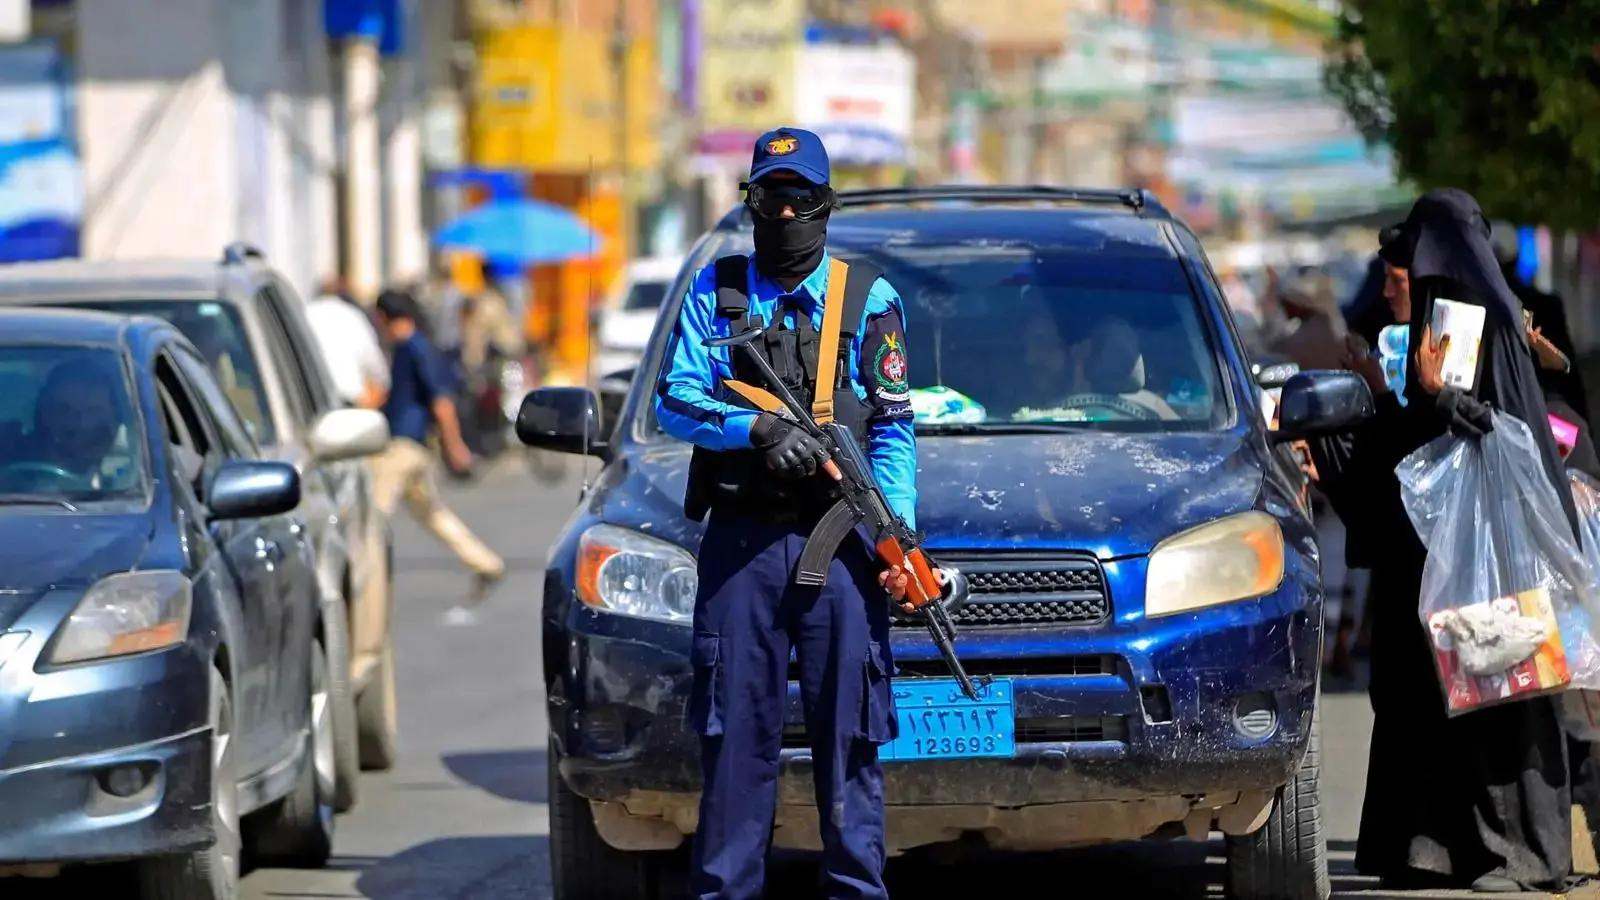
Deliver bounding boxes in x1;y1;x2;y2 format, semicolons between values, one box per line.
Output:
689;513;897;900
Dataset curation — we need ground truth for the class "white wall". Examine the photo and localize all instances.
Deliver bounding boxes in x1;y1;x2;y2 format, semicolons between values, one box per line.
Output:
76;0;338;301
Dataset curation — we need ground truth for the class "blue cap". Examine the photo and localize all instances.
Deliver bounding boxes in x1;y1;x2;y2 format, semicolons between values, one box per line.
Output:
749;128;830;186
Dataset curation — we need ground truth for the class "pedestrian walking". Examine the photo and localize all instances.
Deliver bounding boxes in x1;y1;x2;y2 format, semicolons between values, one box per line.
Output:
305;276;389;410
655;128;916;899
1337;189;1577;893
370;288;505;622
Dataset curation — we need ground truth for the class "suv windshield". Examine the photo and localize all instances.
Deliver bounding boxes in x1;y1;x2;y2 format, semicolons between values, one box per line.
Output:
651;222;1229;436
59;300;276;445
624;280;669;312
0;345;146;506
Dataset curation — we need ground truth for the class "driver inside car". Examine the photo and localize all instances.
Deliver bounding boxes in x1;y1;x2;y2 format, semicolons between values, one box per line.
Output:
7;363;124;490
1012;301;1178;421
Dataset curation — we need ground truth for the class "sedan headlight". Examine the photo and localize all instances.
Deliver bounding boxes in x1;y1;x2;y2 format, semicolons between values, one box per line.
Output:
576;524;697;624
1145;512;1285;617
50;571;193;664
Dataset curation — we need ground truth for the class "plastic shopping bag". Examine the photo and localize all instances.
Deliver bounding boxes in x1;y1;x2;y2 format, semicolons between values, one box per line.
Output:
1559;472;1600;737
1396;411;1600;715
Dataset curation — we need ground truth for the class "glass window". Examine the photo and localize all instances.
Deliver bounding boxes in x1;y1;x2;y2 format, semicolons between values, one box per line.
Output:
253;289;316;428
155;354;223;498
0;345;148;504
647;226;1229;435
263;284;336;415
174;346;258;460
623;280;670;312
59;299;277;445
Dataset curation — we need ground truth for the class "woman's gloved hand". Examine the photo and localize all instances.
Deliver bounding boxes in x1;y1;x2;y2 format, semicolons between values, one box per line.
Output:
750;413;827;479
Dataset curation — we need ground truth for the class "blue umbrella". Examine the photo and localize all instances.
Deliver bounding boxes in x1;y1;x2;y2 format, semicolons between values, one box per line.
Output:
432;199;601;268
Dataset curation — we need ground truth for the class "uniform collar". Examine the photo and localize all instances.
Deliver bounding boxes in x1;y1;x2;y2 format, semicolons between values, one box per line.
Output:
749;250;831;304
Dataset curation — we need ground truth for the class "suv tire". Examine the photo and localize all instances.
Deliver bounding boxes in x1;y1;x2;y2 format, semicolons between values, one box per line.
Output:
549;740;663;899
1225;710;1330;900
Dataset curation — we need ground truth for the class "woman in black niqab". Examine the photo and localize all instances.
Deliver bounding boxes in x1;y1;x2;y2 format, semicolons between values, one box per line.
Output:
1354;188;1576;892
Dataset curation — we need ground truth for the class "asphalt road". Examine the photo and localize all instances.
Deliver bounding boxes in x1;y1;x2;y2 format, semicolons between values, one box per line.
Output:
12;456;1577;898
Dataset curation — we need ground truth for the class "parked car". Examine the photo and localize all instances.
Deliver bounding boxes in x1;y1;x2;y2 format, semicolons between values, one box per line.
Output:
0;308;336;897
592;255;683;382
0;246;398;808
519;187;1374;900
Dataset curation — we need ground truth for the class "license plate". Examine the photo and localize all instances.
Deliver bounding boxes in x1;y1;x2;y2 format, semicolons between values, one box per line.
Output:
881;677;1015;761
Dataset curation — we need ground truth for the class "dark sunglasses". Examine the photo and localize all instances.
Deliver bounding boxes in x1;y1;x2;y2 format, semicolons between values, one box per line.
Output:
743;181;836;221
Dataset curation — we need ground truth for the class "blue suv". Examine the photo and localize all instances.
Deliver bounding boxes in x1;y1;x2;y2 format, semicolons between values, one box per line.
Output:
519;187;1372;900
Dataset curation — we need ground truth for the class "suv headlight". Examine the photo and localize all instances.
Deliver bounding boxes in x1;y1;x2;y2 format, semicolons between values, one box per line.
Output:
50;571;193;664
1145;512;1285;617
576;524;696;624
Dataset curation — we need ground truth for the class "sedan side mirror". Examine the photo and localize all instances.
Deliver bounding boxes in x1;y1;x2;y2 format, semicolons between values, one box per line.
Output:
517;387;607;457
1273;370;1376;442
309;408;390;462
208;461;301;520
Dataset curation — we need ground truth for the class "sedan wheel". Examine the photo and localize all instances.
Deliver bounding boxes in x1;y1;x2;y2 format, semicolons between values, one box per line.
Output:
138;665;239;900
244;638;335;868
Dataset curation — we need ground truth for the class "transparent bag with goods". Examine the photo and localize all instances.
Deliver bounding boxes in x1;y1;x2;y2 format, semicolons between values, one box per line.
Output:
1559;471;1600;737
1396;411;1600;715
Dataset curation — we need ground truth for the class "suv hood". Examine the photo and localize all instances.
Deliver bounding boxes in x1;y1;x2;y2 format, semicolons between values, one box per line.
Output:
913;432;1263;558
621;431;1263;561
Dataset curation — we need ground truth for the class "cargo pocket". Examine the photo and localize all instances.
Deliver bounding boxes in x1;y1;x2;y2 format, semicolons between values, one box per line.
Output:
859;640;898;744
688;632;725;737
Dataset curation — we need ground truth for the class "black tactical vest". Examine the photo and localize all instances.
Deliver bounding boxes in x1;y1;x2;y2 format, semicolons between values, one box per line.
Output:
682;255;882;523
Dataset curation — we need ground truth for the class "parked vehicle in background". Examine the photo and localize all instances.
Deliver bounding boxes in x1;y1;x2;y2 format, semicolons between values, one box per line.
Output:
520;187;1374;900
593;255;683;381
0;309;334;898
0;246;398;803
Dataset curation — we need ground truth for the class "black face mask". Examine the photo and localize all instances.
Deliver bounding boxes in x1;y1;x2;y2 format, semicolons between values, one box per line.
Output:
753;214;828;281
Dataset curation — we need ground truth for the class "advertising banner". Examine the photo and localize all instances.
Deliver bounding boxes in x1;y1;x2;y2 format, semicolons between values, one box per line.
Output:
696;0;804;155
792;41;915;165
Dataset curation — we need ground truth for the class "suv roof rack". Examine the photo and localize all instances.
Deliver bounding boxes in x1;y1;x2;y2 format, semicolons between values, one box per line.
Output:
836;185;1166;215
222;242;265;265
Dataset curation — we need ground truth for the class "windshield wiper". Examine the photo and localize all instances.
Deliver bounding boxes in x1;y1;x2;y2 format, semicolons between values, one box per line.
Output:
0;493;79;511
917;422;1088;435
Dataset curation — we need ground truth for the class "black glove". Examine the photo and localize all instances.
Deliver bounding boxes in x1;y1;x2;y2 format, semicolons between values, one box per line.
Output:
750;414;826;479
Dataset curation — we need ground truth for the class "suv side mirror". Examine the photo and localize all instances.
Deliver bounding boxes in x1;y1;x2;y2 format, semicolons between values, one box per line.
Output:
208;461;301;520
1273;370;1376;442
309;408;390;462
517;387;607;457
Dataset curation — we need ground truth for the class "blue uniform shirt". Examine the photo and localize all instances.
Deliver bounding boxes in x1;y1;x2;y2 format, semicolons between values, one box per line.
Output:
655;251;918;528
383;331;448;444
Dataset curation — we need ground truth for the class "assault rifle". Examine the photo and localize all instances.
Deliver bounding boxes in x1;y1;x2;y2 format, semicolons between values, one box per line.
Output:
705;328;989;701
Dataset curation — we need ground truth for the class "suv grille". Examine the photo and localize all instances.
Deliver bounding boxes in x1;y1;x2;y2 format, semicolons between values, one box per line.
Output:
894;556;1109;628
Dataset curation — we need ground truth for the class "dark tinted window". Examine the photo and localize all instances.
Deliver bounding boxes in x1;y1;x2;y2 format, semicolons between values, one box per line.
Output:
624;280;669;312
59;299;276;445
254;288;316;428
655;216;1228;433
0;345;146;504
174;346;258;460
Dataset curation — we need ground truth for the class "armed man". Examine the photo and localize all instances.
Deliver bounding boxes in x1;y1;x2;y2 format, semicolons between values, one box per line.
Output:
655;128;918;899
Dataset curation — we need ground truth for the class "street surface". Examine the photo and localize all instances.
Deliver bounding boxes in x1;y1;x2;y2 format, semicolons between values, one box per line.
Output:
11;456;1584;898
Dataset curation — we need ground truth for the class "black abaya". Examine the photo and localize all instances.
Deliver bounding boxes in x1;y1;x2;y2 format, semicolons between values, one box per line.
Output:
1352;190;1575;889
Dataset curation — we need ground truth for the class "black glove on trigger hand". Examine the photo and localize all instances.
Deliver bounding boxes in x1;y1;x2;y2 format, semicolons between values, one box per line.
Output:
750;413;825;479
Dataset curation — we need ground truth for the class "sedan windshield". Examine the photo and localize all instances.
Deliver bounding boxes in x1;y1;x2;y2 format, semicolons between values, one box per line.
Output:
0;345;146;504
657;225;1230;435
58;299;276;445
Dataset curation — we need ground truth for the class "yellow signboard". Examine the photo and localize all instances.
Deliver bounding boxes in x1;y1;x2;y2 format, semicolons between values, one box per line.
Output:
698;0;803;136
472;25;662;173
701;0;804;43
700;45;797;135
